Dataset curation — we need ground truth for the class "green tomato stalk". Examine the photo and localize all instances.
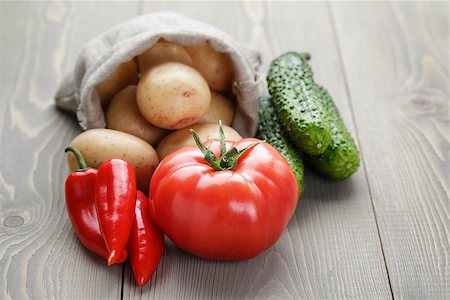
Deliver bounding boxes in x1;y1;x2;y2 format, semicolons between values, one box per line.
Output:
190;121;259;171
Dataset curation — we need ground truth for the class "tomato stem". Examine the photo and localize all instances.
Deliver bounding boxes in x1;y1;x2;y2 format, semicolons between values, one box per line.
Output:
190;121;259;171
190;129;225;171
65;146;88;171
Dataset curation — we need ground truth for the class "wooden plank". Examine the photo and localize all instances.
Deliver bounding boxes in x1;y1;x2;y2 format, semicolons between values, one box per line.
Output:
123;2;391;299
0;2;138;299
331;2;449;299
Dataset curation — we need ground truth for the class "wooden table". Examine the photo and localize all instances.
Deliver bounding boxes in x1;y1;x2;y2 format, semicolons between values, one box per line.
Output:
0;2;448;299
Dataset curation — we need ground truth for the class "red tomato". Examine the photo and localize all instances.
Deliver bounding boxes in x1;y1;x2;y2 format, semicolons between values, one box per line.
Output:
149;138;299;260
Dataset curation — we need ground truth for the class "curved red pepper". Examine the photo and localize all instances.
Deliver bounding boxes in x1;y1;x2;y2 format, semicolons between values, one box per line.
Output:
64;147;127;263
128;191;164;286
95;158;137;265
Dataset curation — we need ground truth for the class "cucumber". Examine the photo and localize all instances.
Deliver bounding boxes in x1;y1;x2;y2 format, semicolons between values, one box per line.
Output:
267;52;332;155
257;96;304;194
305;85;360;180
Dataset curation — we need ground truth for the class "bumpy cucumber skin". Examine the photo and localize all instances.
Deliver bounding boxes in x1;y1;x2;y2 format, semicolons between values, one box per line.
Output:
257;96;304;194
305;85;360;180
267;52;332;155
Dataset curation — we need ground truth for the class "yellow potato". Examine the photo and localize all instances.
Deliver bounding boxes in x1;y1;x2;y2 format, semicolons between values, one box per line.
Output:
137;62;211;130
67;129;159;193
197;91;235;126
137;41;193;73
95;58;139;109
156;123;242;160
105;85;169;146
186;41;233;92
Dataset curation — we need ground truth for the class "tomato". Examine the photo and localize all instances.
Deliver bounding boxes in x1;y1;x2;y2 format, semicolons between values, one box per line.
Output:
149;131;299;261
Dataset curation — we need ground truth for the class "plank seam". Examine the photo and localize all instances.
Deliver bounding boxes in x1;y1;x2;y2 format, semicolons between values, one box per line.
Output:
326;2;395;299
120;264;125;300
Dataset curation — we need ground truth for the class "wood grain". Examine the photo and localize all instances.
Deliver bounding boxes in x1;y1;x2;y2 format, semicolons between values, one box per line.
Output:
331;2;449;299
122;2;391;299
0;2;138;299
1;1;447;299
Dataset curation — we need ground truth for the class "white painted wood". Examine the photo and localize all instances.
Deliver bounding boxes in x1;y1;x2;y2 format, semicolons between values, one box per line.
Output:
331;2;449;299
0;2;138;299
1;1;446;299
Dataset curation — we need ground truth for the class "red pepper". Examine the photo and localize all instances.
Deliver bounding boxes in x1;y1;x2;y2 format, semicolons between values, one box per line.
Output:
95;158;137;265
64;147;127;263
128;191;164;286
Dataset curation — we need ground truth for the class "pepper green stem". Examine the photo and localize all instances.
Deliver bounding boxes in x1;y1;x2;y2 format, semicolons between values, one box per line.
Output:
65;146;88;171
190;121;260;171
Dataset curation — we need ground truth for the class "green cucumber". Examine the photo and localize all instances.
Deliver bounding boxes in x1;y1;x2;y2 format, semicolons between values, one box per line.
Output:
267;52;332;155
305;85;360;180
257;96;304;194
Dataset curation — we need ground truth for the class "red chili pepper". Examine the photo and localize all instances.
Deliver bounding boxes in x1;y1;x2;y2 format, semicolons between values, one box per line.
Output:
95;158;137;266
128;191;164;286
64;147;127;263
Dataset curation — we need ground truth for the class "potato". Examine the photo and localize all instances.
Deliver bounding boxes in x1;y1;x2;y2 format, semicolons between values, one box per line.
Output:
197;91;235;125
67;129;159;193
137;62;211;130
95;58;139;109
105;85;169;146
137;41;193;73
186;41;233;92
156;123;242;160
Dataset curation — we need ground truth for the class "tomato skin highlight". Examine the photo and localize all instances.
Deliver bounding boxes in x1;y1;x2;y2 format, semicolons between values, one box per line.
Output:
150;138;299;260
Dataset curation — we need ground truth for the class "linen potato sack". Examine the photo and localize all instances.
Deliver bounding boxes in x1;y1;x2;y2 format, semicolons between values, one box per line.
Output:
55;11;263;137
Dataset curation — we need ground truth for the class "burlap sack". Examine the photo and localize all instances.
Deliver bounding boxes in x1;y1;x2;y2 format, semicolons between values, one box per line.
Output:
55;11;262;138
